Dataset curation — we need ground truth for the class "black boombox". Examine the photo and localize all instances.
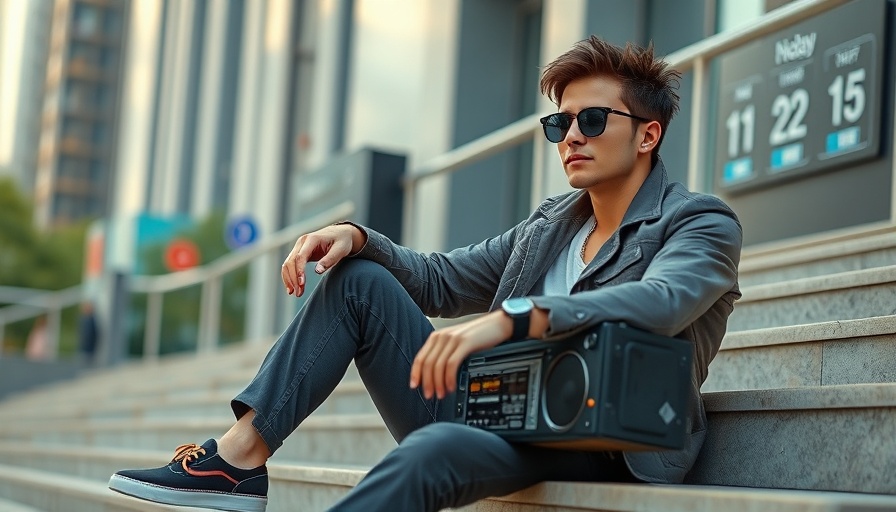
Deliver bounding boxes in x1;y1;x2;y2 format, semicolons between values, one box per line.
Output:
453;322;693;451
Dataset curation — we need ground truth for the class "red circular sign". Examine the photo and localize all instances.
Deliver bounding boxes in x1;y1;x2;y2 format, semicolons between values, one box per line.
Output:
164;239;201;272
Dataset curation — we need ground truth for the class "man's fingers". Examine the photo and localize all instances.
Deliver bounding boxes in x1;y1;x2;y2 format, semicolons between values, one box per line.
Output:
444;353;465;394
409;337;435;392
314;238;352;274
292;235;315;274
282;226;356;296
282;235;309;296
413;334;452;400
430;335;458;399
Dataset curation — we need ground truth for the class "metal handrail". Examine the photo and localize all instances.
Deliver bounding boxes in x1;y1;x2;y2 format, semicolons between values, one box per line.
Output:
130;202;354;294
0;285;83;361
400;0;854;246
662;0;852;71
136;202;355;359
402;0;851;199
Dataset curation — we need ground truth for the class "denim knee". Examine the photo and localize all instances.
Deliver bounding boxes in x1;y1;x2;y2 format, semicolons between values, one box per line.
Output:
393;423;474;464
320;258;397;296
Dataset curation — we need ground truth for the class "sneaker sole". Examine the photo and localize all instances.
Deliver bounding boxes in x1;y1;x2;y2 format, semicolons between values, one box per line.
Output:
108;474;267;512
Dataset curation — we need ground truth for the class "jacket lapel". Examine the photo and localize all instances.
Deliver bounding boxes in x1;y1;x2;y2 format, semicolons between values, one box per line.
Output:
577;159;668;284
510;192;592;298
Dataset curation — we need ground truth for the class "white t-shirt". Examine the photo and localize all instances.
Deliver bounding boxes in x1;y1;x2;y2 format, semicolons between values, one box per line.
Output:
541;216;596;296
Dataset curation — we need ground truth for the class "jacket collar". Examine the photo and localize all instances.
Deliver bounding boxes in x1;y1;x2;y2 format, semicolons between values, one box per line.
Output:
515;158;669;296
539;157;669;227
619;157;667;228
577;157;668;283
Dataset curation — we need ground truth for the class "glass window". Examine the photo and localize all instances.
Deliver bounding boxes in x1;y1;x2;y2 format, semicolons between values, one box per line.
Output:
73;4;100;37
101;48;118;70
104;10;122;36
717;0;763;33
65;81;89;110
91;161;105;182
95;85;110;110
93;124;107;146
62;118;88;138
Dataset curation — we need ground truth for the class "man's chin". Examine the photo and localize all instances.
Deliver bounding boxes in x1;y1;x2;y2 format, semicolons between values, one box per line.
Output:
566;176;596;190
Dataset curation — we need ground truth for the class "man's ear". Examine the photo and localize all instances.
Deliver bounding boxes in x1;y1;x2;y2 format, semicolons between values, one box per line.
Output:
638;121;662;154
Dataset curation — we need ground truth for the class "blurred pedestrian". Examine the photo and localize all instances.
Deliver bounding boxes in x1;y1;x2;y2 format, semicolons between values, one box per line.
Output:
25;315;49;361
78;301;99;364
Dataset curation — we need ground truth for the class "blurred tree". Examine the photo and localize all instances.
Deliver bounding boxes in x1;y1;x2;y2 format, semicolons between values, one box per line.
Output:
0;177;89;354
128;211;249;356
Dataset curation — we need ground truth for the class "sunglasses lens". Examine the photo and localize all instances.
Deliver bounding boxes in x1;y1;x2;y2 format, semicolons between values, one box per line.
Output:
578;108;608;137
542;114;569;143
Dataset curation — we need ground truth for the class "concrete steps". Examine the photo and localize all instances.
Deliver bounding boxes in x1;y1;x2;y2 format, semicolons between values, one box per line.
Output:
690;383;896;493
3;379;373;425
1;230;895;510
0;464;196;511
703;315;896;392
2;445;896;512
0;497;43;512
2;382;894;493
0;349;275;411
738;228;896;287
0;414;396;467
729;265;896;331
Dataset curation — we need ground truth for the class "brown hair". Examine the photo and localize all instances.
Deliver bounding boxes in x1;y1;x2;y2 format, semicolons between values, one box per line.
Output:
540;36;681;162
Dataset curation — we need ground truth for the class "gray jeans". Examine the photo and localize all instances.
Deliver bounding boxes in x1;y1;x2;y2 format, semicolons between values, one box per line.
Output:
233;259;635;511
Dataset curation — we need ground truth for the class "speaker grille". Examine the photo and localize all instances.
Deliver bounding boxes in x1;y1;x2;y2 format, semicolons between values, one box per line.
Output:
542;351;588;431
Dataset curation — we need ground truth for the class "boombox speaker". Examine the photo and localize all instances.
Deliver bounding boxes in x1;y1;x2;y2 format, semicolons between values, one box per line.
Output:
453;322;693;451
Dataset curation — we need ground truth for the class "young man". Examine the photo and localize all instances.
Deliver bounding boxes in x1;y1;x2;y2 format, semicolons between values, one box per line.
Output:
109;36;742;512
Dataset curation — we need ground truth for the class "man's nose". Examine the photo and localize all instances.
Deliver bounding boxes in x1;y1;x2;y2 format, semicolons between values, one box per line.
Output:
564;118;586;145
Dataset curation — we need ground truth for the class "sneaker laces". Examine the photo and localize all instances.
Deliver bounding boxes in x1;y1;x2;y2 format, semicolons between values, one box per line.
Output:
171;443;239;485
172;444;206;467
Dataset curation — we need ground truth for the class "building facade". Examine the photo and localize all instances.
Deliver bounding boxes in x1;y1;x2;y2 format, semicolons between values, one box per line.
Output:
34;0;128;228
98;0;896;342
0;0;53;196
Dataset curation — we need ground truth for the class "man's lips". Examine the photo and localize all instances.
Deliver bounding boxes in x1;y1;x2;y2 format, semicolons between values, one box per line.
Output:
565;154;592;165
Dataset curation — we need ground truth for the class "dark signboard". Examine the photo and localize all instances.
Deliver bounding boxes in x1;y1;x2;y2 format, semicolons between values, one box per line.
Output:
713;0;888;193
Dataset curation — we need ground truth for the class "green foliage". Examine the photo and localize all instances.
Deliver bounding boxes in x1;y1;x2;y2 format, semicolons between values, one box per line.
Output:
128;211;248;356
0;177;90;354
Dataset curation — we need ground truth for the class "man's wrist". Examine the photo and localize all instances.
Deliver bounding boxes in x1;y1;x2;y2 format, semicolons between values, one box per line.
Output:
501;298;534;341
349;225;367;254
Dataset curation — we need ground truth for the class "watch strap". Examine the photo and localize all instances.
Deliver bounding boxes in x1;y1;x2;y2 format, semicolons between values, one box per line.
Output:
509;313;530;341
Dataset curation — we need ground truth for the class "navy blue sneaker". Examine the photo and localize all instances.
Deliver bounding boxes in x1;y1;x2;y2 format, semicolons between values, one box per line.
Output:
109;439;268;512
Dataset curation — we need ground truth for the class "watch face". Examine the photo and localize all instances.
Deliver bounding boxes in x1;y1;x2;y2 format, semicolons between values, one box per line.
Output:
502;297;533;315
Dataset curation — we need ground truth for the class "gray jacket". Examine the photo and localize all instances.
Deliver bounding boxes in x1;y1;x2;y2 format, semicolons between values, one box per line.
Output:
354;159;743;484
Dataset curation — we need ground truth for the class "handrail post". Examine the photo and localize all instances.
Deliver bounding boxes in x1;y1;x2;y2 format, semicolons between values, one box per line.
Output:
143;292;163;362
46;306;61;361
197;276;222;353
687;56;710;192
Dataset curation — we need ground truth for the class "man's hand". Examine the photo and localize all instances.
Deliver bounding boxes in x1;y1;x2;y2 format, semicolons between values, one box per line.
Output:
410;311;513;400
281;224;365;297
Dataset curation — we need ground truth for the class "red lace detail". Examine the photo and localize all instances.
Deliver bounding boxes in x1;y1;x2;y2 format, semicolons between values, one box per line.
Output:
172;443;238;485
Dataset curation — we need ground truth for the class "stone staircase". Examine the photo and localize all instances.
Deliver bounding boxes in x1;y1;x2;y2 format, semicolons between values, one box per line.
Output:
1;229;895;511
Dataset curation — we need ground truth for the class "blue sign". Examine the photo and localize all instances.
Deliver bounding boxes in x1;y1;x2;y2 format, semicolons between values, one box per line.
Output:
225;216;259;249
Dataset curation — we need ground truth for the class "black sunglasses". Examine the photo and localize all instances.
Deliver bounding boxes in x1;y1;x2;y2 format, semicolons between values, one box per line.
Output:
539;107;651;143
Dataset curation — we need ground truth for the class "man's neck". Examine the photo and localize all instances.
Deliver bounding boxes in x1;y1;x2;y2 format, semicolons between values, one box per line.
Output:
586;160;652;234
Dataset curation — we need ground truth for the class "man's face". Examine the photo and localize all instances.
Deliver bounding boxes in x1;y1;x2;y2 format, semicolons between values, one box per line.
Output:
555;75;642;190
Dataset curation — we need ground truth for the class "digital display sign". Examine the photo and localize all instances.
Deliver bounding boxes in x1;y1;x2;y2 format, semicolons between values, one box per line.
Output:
714;0;888;193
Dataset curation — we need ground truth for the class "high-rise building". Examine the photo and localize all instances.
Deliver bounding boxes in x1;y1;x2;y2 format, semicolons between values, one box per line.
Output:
33;0;127;228
0;0;53;195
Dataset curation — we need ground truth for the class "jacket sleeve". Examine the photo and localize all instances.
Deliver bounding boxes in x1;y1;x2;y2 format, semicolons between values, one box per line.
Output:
347;221;521;318
529;196;742;338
